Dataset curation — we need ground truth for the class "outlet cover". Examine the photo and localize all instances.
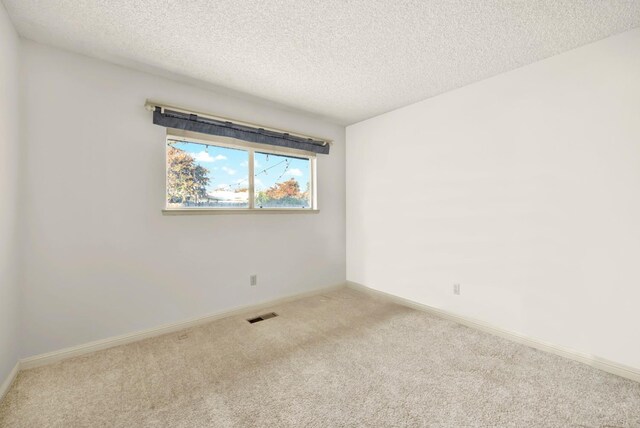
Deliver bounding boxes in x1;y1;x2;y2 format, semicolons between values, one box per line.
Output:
250;275;257;286
453;284;460;295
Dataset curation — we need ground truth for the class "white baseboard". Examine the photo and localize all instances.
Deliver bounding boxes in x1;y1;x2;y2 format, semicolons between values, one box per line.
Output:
20;283;347;370
347;281;640;383
0;362;20;402
12;280;639;391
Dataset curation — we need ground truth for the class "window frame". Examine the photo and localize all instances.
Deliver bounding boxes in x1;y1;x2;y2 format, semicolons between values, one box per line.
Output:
164;130;318;214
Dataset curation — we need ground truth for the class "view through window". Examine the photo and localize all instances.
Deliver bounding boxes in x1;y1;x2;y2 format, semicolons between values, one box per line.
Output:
166;138;313;210
254;151;311;209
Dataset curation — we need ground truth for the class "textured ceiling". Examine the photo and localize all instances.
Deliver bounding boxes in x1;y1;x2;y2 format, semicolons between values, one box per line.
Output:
4;1;640;124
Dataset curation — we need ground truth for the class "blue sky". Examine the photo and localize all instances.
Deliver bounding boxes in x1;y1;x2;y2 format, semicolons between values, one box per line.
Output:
171;141;310;193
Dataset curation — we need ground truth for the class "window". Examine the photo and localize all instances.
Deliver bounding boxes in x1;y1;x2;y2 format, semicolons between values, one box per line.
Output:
254;151;311;209
166;135;315;211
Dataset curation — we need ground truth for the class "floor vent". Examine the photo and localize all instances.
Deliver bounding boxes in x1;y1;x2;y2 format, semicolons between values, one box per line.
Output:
247;312;278;324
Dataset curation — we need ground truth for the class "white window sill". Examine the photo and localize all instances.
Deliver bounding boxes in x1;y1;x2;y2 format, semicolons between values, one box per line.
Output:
162;208;319;215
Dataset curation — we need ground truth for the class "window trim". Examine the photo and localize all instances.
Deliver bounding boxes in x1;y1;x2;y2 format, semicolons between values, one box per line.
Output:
164;130;318;213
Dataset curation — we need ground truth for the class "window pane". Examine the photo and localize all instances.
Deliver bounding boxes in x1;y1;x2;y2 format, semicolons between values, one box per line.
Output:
167;140;249;208
254;152;311;209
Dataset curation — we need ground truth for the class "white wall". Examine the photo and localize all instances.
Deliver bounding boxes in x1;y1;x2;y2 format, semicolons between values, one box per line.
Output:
20;41;345;357
347;29;640;370
0;3;21;383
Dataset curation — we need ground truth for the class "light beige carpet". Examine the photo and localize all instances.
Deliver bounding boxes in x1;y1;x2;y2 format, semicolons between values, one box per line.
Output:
1;287;639;427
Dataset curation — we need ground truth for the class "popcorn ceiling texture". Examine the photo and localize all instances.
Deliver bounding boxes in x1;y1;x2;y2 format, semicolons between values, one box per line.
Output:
1;288;639;426
3;0;640;124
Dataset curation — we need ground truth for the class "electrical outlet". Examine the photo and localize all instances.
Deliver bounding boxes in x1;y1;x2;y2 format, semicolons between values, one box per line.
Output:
250;275;257;286
453;283;460;295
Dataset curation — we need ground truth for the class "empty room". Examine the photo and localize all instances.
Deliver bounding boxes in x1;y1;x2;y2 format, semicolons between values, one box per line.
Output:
1;1;639;426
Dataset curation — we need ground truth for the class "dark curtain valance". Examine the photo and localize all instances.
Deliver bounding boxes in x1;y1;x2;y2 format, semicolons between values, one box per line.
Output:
153;107;330;154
